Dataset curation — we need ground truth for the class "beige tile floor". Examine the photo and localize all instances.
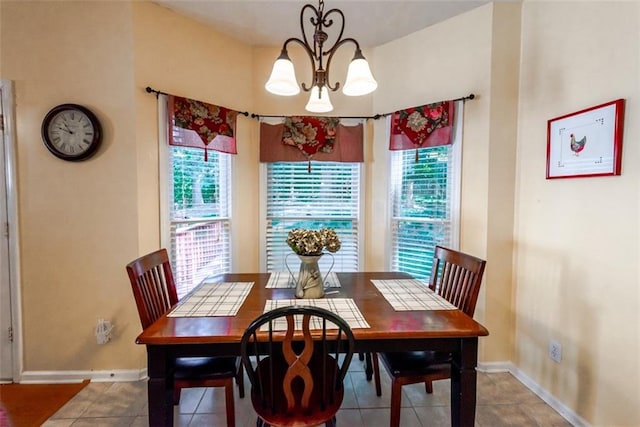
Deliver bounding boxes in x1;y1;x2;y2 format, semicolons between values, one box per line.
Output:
43;359;572;427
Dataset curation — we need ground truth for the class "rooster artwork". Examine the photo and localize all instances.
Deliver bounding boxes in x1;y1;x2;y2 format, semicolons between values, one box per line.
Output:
570;133;587;156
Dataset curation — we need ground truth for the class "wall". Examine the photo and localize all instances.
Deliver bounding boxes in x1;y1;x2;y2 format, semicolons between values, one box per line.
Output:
130;2;256;276
128;1;255;366
370;3;518;363
515;2;640;425
0;0;254;373
1;1;139;373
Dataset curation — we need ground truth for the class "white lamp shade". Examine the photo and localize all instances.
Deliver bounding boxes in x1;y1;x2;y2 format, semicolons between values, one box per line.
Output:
342;57;377;96
305;86;333;113
265;57;300;96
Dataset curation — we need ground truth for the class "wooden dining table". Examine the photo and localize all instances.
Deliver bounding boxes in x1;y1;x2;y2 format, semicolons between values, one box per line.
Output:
136;271;489;426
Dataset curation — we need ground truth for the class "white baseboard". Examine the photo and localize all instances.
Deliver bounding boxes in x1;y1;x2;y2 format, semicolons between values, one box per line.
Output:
478;361;589;427
18;369;147;384
477;360;512;373
510;365;590;427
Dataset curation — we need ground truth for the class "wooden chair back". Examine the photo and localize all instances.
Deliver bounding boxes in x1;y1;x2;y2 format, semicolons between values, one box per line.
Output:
126;248;178;329
240;306;355;427
428;245;487;316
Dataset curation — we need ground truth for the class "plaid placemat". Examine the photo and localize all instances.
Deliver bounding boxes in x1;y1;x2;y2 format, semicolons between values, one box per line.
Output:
167;282;254;317
370;279;457;311
261;298;370;330
265;272;341;289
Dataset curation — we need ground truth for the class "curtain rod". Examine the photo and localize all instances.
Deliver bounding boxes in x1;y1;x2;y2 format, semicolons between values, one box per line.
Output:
145;86;250;117
145;86;475;120
252;94;476;120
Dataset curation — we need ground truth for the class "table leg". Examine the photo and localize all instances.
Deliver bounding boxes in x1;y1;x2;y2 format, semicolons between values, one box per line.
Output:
364;351;373;381
147;346;174;427
450;337;478;427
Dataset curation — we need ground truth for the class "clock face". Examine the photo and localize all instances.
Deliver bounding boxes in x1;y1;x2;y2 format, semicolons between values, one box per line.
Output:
41;104;102;161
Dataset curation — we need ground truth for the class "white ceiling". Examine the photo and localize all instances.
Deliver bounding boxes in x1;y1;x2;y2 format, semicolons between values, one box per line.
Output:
154;1;491;48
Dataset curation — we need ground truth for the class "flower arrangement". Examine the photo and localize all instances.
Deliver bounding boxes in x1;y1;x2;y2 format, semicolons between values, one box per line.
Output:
286;228;341;256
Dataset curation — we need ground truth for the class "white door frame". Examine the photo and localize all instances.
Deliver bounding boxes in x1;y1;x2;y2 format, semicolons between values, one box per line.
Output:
0;80;23;382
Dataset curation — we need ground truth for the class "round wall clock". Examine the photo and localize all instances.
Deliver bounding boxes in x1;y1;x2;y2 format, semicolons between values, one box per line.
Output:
41;104;102;161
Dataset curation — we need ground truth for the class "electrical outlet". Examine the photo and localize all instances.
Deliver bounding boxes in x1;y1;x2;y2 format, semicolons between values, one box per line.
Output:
95;319;113;345
548;340;562;363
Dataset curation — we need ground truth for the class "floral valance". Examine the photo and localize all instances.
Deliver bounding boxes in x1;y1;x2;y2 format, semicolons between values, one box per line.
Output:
283;116;340;158
389;101;455;151
260;118;363;164
168;95;238;160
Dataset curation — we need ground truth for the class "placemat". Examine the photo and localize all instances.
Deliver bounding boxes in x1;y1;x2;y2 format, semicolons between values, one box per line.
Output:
265;272;341;289
370;279;457;311
262;298;370;330
167;282;254;317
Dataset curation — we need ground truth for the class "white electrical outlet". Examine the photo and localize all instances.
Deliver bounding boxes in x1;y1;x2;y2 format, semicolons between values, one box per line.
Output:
95;319;114;345
549;340;562;363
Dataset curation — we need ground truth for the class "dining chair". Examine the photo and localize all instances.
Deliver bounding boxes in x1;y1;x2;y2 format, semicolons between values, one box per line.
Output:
126;248;244;427
240;306;355;427
372;245;487;427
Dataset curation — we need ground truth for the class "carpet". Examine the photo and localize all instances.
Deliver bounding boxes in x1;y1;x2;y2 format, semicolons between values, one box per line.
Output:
0;380;89;427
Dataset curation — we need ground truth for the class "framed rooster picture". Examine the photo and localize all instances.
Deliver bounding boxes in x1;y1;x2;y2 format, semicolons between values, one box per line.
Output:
546;99;625;179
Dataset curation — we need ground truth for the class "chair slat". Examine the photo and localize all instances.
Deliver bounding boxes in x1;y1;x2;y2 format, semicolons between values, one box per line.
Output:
240;306;355;427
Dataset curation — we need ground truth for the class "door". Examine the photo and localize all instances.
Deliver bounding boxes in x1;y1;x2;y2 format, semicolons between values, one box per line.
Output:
0;82;14;381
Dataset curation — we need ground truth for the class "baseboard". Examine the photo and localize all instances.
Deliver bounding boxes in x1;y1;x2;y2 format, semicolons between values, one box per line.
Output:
509;365;590;427
478;361;589;427
18;369;147;384
477;360;512;373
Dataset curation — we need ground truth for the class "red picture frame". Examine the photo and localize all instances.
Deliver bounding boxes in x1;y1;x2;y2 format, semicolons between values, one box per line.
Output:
546;99;625;179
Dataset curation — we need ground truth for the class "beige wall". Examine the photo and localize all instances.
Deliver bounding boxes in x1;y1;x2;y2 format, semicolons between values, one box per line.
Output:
0;0;255;372
371;3;518;363
130;2;257;276
515;2;640;425
1;1;139;371
2;1;639;425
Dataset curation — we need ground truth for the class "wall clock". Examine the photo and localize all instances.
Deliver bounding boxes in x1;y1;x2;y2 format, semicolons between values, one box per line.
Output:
41;104;102;161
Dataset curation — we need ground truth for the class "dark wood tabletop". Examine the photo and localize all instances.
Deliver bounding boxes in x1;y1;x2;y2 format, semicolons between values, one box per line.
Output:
137;272;488;345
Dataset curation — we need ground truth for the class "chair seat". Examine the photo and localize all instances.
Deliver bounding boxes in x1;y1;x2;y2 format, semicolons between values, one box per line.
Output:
174;356;240;380
379;351;451;377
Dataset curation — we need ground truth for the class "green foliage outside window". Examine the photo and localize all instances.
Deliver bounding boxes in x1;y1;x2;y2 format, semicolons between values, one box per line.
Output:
172;147;220;218
399;147;448;219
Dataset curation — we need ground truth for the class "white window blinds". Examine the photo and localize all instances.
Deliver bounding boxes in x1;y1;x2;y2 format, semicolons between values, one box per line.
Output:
389;103;461;280
169;146;232;298
265;162;360;273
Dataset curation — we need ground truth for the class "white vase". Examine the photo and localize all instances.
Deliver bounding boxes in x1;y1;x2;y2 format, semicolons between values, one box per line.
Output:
285;253;334;299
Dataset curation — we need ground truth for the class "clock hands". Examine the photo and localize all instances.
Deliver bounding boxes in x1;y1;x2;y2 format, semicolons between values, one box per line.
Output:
61;120;74;134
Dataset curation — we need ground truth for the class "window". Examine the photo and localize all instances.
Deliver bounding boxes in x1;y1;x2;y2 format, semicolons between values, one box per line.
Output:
167;146;232;298
389;110;461;280
265;162;361;274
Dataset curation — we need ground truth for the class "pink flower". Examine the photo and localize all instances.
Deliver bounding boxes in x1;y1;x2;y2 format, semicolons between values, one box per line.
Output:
428;106;443;120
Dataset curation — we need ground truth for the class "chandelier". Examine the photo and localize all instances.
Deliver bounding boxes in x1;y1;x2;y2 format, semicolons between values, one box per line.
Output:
265;0;378;113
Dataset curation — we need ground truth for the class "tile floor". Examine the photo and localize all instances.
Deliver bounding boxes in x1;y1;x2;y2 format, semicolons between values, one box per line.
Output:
43;359;572;427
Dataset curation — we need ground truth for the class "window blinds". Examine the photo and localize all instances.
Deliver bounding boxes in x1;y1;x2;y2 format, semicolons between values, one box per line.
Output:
390;146;454;279
169;146;232;298
265;162;360;273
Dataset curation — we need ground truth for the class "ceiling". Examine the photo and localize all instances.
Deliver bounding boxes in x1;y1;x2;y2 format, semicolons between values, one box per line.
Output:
154;1;491;48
